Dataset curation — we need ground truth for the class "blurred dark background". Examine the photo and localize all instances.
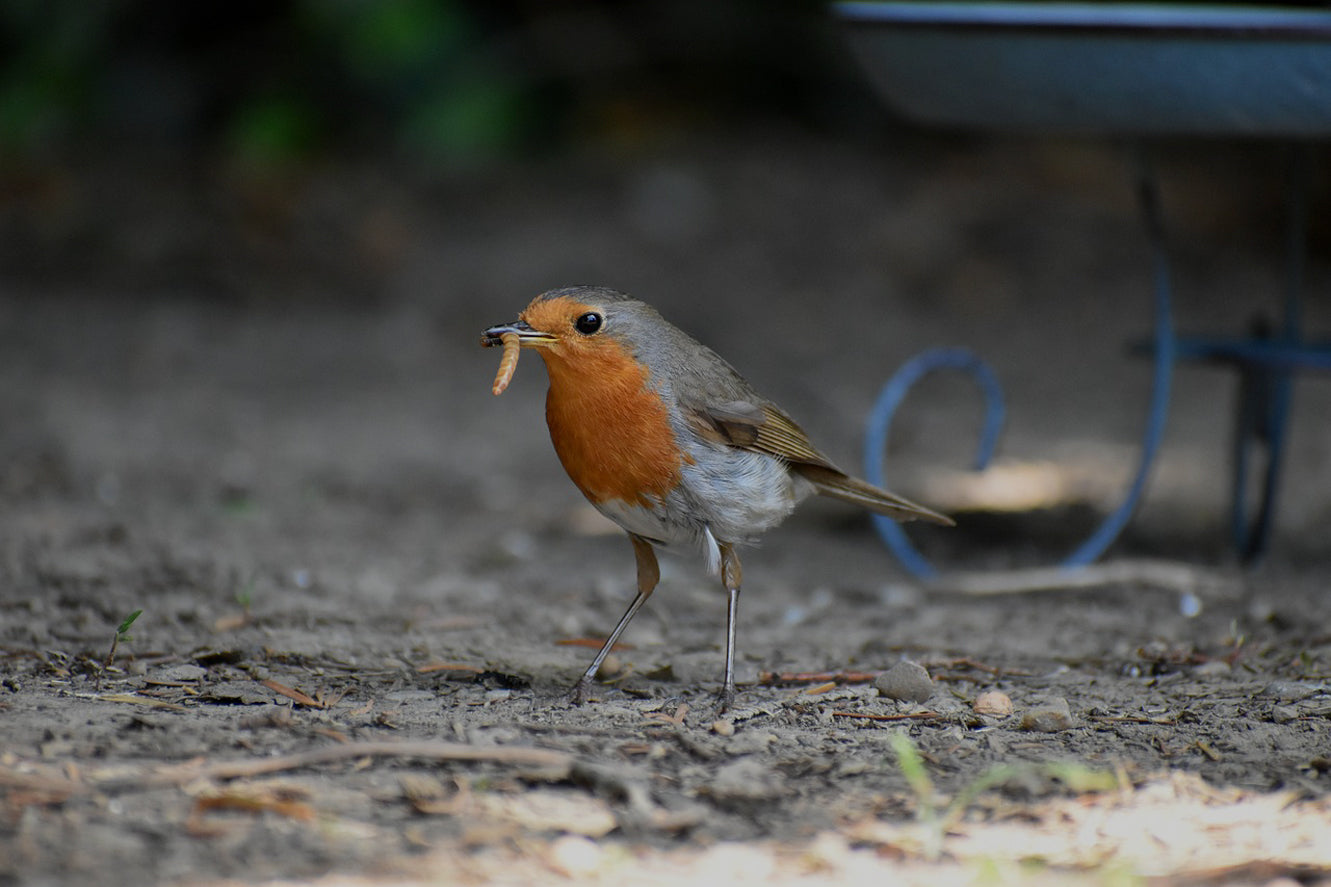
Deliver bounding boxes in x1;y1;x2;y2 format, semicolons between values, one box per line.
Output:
0;1;880;166
0;0;913;301
5;1;1328;301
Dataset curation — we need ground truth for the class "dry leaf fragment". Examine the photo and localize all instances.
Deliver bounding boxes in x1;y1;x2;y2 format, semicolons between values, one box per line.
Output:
259;679;324;709
191;785;316;822
415;662;484;675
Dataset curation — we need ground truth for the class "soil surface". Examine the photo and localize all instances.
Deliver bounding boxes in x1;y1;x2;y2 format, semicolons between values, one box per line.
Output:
3;129;1331;886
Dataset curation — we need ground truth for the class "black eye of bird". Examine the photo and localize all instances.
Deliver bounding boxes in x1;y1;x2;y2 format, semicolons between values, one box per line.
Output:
574;312;603;335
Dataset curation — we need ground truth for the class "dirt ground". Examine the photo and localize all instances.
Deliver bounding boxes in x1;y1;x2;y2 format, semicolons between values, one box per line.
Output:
3;128;1331;886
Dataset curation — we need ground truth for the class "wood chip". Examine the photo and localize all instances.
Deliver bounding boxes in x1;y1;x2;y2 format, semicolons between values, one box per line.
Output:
96;694;186;712
415;662;484;675
259;679;325;708
829;710;942;722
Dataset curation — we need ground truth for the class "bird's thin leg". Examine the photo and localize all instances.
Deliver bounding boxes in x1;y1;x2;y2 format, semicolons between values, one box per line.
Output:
569;534;659;704
718;542;742;711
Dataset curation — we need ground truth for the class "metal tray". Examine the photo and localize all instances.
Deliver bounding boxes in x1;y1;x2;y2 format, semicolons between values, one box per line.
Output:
835;2;1331;136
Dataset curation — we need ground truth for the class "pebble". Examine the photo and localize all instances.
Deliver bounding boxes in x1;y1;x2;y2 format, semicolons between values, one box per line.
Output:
1271;704;1301;725
1191;659;1231;678
1020;697;1075;732
595;654;623;680
709;757;784;802
546;835;604;877
874;661;934;703
1260;681;1327;702
152;664;208;683
974;690;1013;717
695;843;776;882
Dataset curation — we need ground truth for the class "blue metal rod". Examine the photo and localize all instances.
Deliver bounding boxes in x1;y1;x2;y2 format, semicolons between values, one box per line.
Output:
1170;337;1331;370
864;347;1006;579
1061;153;1175;567
865;151;1177;576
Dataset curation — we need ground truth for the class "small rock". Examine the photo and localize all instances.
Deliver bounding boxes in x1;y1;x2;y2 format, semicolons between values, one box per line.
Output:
801;831;852;872
1191;659;1231;678
596;654;623;680
1020;697;1075;732
874;660;934;703
708;757;784;803
384;689;436;703
1271;704;1301;724
198;680;281;706
711;718;735;737
974;690;1013;717
696;843;776;882
152;664;208;683
546;835;604;877
722;730;778;756
1260;681;1326;703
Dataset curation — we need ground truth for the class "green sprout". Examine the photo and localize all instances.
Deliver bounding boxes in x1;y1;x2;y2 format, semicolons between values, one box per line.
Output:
98;608;142;687
236;577;255;617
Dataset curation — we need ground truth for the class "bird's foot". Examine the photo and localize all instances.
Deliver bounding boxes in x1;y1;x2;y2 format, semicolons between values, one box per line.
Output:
714;683;737;715
567;677;594;706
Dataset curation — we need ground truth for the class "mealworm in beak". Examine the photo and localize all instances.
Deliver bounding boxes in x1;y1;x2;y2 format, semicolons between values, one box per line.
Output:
491;331;521;395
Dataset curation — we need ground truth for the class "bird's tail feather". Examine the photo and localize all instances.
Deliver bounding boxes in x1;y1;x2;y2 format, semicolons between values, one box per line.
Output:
794;465;953;526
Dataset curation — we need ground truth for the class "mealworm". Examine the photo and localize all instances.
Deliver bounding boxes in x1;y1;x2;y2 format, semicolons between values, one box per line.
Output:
491;331;521;396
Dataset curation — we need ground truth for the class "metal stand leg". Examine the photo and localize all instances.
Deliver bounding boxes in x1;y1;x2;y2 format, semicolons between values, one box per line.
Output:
870;145;1329;575
865;150;1178;577
1230;145;1308;563
1063;151;1176;566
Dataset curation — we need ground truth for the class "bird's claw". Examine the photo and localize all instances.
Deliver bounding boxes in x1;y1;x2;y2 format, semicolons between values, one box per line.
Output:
714;684;736;715
568;678;594;706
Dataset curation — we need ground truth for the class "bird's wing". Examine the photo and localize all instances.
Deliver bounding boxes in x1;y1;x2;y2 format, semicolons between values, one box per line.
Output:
687;400;834;467
686;399;953;526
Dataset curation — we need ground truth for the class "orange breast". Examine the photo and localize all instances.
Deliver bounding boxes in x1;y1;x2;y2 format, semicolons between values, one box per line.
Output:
539;340;685;506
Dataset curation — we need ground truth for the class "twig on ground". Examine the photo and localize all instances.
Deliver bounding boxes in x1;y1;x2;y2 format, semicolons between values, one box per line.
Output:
259;678;324;708
928;559;1238;599
88;740;575;791
830;710;942;722
759;670;879;686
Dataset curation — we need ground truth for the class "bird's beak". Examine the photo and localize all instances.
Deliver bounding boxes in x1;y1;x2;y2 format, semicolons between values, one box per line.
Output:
480;320;557;349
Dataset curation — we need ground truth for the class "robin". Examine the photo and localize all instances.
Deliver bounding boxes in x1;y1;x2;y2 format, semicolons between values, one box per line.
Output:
482;285;951;708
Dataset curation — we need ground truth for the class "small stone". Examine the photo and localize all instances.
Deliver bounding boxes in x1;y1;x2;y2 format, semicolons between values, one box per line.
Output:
546;834;604;877
1260;681;1326;703
152;664;208;683
711;718;735;737
696;843;776;882
974;690;1013;717
709;757;784;803
801;831;852;872
874;661;934;703
1271;704;1301;724
1020;697;1075;732
596;654;623;680
1191;659;1231;678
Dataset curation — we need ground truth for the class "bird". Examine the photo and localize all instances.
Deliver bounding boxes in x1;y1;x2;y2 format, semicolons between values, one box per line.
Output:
481;285;951;708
